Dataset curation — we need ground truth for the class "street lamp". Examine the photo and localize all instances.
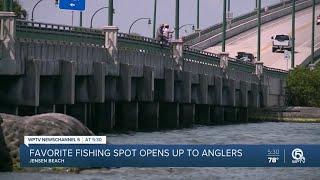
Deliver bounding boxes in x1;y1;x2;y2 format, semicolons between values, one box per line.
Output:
31;0;45;21
179;24;195;31
90;6;110;28
128;18;152;34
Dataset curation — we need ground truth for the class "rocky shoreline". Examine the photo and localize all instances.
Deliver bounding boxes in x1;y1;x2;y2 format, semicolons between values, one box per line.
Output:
0;113;94;172
249;106;320;123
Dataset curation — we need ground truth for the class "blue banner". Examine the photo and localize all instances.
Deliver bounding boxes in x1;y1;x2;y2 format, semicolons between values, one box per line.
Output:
59;0;85;11
20;144;320;167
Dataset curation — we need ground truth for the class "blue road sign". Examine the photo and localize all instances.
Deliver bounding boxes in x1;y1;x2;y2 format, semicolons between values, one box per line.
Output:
59;0;85;11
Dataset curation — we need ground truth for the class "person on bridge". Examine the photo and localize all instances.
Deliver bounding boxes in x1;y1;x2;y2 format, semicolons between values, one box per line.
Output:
163;24;174;43
156;24;166;42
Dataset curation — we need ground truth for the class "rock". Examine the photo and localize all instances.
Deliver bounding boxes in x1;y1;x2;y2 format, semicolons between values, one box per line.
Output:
0;113;95;172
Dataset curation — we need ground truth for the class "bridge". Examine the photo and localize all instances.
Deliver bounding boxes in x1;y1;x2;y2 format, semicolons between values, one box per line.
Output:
0;2;288;132
184;0;320;70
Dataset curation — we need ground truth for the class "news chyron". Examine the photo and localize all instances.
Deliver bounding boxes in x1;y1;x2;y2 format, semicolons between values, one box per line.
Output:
20;136;320;167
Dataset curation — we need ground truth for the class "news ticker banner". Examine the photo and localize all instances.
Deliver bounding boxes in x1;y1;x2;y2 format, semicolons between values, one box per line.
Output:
20;136;320;167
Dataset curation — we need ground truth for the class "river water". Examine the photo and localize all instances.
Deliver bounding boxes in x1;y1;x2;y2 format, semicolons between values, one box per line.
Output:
1;122;320;180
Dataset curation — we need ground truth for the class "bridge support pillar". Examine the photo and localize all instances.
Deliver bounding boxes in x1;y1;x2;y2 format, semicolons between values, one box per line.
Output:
195;104;210;125
92;101;115;132
139;102;159;130
179;103;195;128
159;103;179;129
164;68;174;102
211;106;224;124
237;108;248;122
119;64;132;101
57;60;75;105
0;12;15;60
115;102;138;131
89;62;106;103
138;66;154;102
21;59;40;106
224;107;237;123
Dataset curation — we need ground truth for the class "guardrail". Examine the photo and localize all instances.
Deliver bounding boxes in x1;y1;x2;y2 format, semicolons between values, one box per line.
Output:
13;20;287;77
16;20;104;45
183;0;314;47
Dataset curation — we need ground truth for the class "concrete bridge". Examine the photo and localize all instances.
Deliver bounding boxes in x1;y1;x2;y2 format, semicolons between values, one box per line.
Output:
0;11;286;132
184;0;320;70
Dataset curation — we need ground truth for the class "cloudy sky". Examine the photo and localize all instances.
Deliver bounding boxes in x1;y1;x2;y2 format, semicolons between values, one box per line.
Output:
18;0;280;37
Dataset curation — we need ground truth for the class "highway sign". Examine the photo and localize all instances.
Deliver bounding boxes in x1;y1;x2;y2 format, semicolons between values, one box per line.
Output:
59;0;85;11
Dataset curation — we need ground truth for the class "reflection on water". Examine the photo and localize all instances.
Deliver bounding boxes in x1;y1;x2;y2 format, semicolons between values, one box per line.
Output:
1;122;320;180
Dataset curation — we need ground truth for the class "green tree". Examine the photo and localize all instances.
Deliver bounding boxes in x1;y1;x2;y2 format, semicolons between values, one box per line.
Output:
0;0;27;20
286;65;320;107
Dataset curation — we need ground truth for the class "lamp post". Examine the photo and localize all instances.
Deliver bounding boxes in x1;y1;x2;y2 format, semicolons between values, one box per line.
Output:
31;0;45;21
80;12;83;27
179;24;195;30
153;0;157;38
291;0;296;68
257;0;261;62
197;0;200;30
108;0;114;26
90;7;109;28
222;0;227;52
312;0;315;63
2;0;12;11
128;18;152;34
175;0;180;39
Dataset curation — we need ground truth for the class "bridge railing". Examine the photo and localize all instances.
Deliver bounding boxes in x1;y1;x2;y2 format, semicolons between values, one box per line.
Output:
183;0;312;46
16;20;105;45
12;20;289;79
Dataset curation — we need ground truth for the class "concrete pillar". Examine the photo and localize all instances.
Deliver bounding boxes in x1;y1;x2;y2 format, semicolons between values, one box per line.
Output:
159;103;179;129
255;61;264;79
138;66;154;102
102;26;118;64
250;83;259;108
90;62;106;103
195;104;210;125
199;74;208;104
240;81;249;108
164;68;174;102
0;12;15;60
237;108;248;122
119;63;132;101
66;103;89;127
214;76;223;106
92;101;115;132
261;84;268;107
182;71;192;103
18;106;37;116
115;102;138;131
211;106;224;124
57;60;75;104
172;39;183;71
37;105;55;114
224;107;237;123
179;103;195;128
139;102;159;130
219;52;229;72
21;59;40;106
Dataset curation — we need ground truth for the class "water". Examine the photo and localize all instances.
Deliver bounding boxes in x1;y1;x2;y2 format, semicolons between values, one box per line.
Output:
1;122;320;180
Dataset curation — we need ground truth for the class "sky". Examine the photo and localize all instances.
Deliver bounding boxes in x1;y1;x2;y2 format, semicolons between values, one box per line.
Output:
18;0;281;37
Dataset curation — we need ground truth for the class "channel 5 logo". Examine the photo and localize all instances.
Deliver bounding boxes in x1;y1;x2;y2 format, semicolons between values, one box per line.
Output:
291;148;306;164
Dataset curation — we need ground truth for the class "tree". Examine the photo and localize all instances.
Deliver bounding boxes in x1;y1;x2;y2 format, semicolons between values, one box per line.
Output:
0;0;27;20
286;65;320;107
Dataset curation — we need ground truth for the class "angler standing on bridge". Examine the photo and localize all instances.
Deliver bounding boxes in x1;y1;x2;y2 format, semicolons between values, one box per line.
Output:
163;24;174;42
156;24;165;42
